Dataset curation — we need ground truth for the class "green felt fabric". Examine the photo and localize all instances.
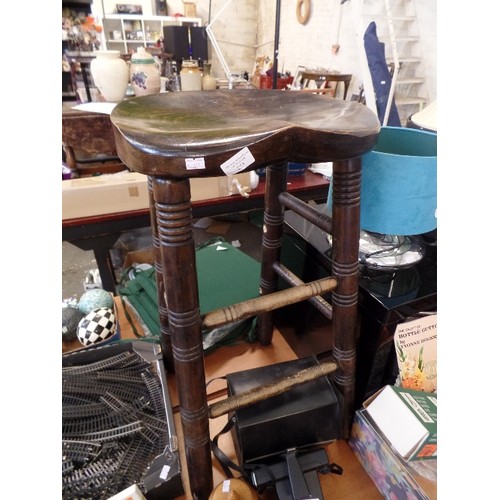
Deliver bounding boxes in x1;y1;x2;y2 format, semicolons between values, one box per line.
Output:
118;238;261;347
119;267;161;336
195;240;261;314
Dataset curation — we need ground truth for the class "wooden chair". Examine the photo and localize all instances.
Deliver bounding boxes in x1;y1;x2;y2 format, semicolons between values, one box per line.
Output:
65;51;100;103
65;52;133;103
110;90;380;499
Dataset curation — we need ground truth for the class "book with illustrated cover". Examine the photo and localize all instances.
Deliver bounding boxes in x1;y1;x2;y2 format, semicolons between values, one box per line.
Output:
394;314;437;393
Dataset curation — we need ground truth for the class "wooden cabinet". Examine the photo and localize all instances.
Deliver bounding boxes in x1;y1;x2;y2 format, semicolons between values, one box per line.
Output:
101;14;201;54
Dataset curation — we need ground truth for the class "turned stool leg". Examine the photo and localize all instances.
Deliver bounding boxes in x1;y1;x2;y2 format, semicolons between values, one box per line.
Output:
330;158;361;438
148;176;175;373
257;161;289;345
151;176;213;499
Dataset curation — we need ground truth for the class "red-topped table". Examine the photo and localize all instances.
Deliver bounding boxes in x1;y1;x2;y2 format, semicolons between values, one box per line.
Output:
62;170;331;293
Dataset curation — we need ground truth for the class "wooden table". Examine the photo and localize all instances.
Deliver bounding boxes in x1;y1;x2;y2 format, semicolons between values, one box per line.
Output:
62;170;330;294
299;71;352;100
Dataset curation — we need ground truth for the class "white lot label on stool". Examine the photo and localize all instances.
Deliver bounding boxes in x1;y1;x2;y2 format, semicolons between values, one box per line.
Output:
220;147;255;175
186;157;206;170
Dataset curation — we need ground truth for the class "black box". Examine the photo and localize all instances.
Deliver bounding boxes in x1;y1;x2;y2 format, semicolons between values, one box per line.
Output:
163;26;208;66
226;356;343;464
163;25;190;63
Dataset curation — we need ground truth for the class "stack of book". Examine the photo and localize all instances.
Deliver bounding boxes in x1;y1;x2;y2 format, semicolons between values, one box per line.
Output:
349;314;437;499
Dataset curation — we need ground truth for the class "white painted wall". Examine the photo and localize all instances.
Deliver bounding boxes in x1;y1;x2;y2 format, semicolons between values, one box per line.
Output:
413;0;436;102
93;0;436;104
254;0;436;103
203;0;259;80
197;0;436;106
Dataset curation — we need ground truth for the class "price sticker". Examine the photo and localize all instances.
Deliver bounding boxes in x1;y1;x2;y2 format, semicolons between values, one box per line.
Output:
185;157;206;170
220;147;255;175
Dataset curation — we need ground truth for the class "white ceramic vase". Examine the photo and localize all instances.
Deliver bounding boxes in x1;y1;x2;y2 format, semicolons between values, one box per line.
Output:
129;47;161;96
90;50;129;102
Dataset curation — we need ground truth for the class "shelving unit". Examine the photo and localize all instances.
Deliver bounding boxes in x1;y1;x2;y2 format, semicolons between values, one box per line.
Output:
101;14;202;54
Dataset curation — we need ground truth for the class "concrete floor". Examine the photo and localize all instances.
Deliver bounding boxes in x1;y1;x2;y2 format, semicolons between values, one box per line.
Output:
62;242;97;301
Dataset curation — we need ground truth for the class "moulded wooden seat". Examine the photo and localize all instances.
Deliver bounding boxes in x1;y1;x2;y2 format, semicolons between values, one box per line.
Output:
110;89;379;499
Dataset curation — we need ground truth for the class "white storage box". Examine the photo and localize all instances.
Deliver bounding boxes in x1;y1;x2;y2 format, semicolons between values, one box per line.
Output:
62;171;254;220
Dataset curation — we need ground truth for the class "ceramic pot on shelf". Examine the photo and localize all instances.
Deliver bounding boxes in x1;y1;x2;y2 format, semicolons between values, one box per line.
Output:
90;50;129;102
202;62;217;91
129;47;161;96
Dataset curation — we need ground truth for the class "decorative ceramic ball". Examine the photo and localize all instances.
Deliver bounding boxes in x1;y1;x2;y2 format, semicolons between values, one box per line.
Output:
78;289;114;315
77;307;117;347
62;307;85;342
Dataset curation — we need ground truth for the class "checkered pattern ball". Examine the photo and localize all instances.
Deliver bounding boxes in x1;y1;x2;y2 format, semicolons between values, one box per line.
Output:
77;307;116;347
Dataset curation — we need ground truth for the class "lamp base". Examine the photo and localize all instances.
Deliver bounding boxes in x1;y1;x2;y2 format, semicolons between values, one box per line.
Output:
325;231;426;271
358;231;426;271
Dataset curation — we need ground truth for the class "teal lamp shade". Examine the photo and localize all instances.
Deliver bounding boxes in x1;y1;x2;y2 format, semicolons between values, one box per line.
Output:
327;126;437;235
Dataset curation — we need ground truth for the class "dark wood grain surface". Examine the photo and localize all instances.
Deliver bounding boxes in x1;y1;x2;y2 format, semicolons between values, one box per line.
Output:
110;90;380;177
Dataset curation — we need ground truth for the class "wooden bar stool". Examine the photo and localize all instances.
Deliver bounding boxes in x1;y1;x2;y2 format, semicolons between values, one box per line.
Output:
110;90;379;499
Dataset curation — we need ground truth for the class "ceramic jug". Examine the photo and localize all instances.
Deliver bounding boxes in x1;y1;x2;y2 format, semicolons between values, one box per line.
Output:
129;47;161;96
90;50;129;102
180;59;202;91
202;62;217;90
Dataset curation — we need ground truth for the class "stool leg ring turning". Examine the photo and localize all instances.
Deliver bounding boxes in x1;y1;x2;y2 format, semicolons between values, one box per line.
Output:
152;176;213;498
148;176;175;373
330;158;362;438
257;161;289;345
